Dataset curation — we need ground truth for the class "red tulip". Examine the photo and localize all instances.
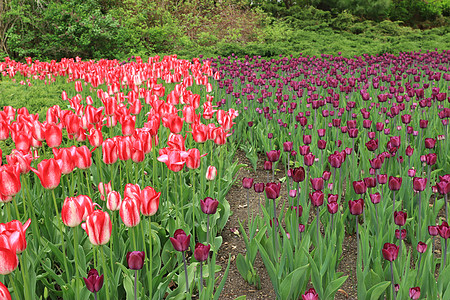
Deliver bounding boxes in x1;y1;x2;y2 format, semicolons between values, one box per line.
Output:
88;128;103;148
61;197;83;227
206;165;217;180
299;145;310;156
31;158;61;190
382;243;399;261
120;197;141;227
102;139;118;165
14;131;31;153
0;164;21;197
131;139;145;163
170;229;191;252
121;115;136;136
190;123;208;143
0;281;11;300
44;123;62;148
0;247;18;275
348;198;364;215
185;148;207;170
157;149;188;172
0;121;10;141
194;243;210;262
167;133;186;151
6;150;32;175
75;146;93;169
140;186;160;216
82;210;112;246
327;201;338;214
53;147;76;174
98;181;112;201
425;153;437;166
428;225;438;236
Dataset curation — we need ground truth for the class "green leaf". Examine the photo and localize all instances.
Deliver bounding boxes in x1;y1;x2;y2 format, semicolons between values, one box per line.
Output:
279;264;309;300
256;240;280;297
213;255;232;300
323;276;348;299
236;254;250;281
367;281;391;300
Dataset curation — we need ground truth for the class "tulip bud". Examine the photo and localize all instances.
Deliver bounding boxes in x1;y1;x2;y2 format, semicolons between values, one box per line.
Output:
206;165;217;180
126;251;145;270
0;281;11;300
170;229;190;252
194;243;210;262
83;269;104;293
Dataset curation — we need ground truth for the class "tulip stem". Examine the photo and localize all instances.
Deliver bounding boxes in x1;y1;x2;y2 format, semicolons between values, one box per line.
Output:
392;191;396;219
134;270;138;300
12;197;20;220
207;215;210;245
390;261;396;300
85;170;92;198
273;198;278;256
182;251;189;293
9;274;19;300
356;216;359;266
445;194;448;222
199;261;203;293
20;253;31;300
192;170;196;248
418;192;422;241
444;239;448;270
100;246;111;300
51;189;69;283
316;206;320;257
74;226;80;300
416;253;422;285
148;218;153;298
22;176;40;249
94;292;97;300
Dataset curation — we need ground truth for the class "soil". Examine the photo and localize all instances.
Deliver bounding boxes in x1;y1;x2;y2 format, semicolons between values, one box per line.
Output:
216;150;359;300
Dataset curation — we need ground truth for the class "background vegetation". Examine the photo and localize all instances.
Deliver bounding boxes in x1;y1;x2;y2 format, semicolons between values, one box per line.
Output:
1;0;450;60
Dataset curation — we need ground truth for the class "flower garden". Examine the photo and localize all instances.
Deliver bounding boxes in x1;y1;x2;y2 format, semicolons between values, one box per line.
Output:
0;51;449;299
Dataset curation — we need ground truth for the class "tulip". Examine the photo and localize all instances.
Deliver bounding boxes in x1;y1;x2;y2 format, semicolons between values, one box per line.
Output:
352;180;367;194
98;181;112;201
242;177;254;189
283;141;293;152
185;148;207;170
194;243;210;262
309;190;324;207
205;165;217;180
157;149;188;172
102;139;118;165
253;182;264;193
265;182;281;199
200;197;218;215
83;269;104;294
121;115;136;136
140;186;160;216
382;243;399;262
394;211;407;227
120;197;141;228
0;247;18;275
75;146;93;169
0;165;21;197
409;287;420;299
395;228;406;240
348;198;364;215
304;153;315;166
106;191;122;211
413;177;427;191
302;288;319;300
61;197;83;227
6;150;32;175
365;139;378;151
291;167;305;183
266;150;280;162
170;229;191;292
127;251;145;270
44;123;62;148
0;281;11;300
310;177;324;191
82;210;112;246
31;158;61;190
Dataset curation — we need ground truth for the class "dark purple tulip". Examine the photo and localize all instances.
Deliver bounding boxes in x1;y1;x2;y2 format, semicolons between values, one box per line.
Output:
437;181;450;194
364;177;376;188
200;197;219;214
283;141;293;152
438;222;450;239
419;119;428;128
265;182;281;199
390;136;401;148
253;182;265;193
299;145;310;156
83;269;104;293
369;158;382;169
170;229;191;252
327;201;338;214
322;171;331;181
348;128;358;138
388;176;402;191
409;287;420;300
376;122;384;131
370;192;381;204
266;150;280;162
382;243;399;261
426;153;437;165
395;229;406;240
401;114;411;124
291;167;305;182
298;224;305;233
304;153;315;166
328;152;344;168
242;177;254;189
352;180;367;194
328;194;338;203
428;225;438;236
194;243;210;262
377;174;388;185
365;139;378;151
405;145;414;157
424;138;436;149
413;177;427;192
268;133;273;139
303;135;312;145
394;211;407;226
309;191;324;207
310;177;324;191
263;161;272;170
417;241;427;253
317;139;327;149
291;205;303;217
348;198;364;215
126;251;145;270
302;288;319;300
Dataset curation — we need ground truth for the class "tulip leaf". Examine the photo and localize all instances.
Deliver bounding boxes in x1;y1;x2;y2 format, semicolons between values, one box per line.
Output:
323;275;348;299
366;281;391;300
236;253;250;281
279;264;309;300
213;254;232;300
256;240;280;298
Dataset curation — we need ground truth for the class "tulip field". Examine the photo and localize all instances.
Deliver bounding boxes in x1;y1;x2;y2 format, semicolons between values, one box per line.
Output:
0;51;449;299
